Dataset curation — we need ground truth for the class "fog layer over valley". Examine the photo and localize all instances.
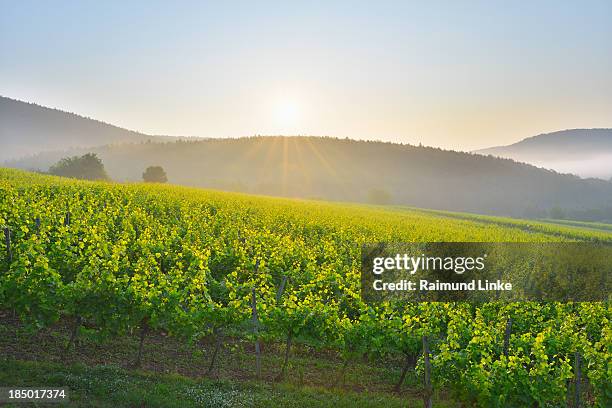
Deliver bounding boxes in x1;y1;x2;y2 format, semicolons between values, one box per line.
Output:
475;129;612;179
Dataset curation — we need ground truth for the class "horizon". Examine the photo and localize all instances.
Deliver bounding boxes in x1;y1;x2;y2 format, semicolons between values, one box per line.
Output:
1;1;611;151
3;94;611;154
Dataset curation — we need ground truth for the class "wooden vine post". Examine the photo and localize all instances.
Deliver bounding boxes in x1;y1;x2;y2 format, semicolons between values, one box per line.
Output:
574;352;581;408
422;335;433;408
275;275;290;381
3;227;11;264
251;286;262;379
503;318;513;357
62;210;82;352
276;275;288;304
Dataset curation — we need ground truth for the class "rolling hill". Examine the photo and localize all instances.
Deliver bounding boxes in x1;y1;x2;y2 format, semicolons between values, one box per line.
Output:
3;97;612;221
475;129;612;179
0;96;182;162
6;136;612;220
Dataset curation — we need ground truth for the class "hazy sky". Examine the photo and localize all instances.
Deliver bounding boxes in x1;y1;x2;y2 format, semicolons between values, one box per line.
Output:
1;1;611;150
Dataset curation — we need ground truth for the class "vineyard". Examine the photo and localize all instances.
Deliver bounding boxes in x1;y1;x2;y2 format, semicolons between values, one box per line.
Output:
0;167;610;407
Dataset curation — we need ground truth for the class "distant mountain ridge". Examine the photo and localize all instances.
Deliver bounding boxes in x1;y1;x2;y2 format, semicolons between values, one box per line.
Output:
0;96;186;162
475;129;612;179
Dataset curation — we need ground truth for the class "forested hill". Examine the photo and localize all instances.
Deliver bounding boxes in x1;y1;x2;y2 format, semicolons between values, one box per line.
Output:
6;136;612;219
0;96;179;162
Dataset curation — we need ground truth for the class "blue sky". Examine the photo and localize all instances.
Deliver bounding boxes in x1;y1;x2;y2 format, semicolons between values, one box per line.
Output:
1;1;611;150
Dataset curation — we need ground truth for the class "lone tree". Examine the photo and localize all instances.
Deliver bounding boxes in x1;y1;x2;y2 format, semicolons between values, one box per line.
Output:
49;153;109;181
142;166;168;183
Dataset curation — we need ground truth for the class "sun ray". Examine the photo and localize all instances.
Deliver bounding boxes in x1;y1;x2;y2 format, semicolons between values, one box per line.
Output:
282;136;289;196
258;136;280;192
292;137;312;196
303;138;350;199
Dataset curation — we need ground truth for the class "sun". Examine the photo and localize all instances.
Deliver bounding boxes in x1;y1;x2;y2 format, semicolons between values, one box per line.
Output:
274;100;300;128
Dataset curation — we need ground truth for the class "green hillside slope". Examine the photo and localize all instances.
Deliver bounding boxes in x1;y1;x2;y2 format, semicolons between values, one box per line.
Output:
1;168;610;406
